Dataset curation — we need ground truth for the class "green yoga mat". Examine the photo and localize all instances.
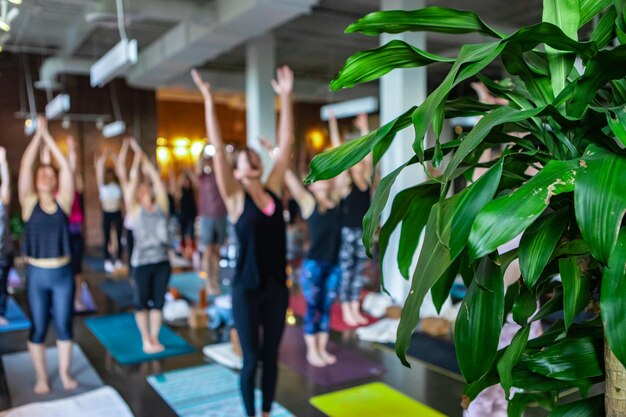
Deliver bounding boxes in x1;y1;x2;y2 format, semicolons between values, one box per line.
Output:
310;382;447;417
85;313;195;365
168;272;205;302
147;364;294;417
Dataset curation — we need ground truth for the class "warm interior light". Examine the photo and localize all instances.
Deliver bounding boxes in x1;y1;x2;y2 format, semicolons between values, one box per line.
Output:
156;146;171;164
173;146;189;158
307;128;325;151
204;144;216;157
172;137;190;148
24;118;32;128
156;137;167;146
191;140;205;158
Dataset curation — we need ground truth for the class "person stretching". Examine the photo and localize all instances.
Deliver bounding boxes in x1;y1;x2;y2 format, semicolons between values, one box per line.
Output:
284;169;342;367
125;147;171;354
192;65;294;417
19;116;76;394
0;147;13;326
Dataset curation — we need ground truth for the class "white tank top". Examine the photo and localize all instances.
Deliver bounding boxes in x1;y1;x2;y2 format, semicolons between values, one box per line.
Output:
99;183;122;212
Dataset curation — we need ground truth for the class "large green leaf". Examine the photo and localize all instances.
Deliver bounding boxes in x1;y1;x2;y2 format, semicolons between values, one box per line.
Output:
542;0;579;97
306;107;415;183
607;107;626;147
345;7;503;37
601;229;626;367
590;6;617;49
522;336;604;380
548;394;604;417
574;144;626;263
512;284;538;326
469;159;579;260
519;210;569;288
396;161;502;366
330;40;454;90
579;0;612;26
497;325;530;399
559;257;590;331
455;256;504;382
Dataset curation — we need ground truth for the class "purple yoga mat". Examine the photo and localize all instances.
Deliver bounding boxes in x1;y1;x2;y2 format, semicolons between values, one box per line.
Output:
279;325;386;387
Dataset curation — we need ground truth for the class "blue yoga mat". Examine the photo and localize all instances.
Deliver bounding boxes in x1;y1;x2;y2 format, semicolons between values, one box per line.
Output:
85;313;195;365
98;279;135;309
0;297;31;333
168;272;205;303
147;364;294;417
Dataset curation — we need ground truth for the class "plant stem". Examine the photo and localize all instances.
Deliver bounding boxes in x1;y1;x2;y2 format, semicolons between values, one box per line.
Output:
605;341;626;416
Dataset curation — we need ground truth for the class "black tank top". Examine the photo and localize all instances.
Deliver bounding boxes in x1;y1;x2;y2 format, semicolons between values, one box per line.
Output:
341;186;371;229
25;202;71;259
234;190;287;290
307;204;341;263
179;186;197;219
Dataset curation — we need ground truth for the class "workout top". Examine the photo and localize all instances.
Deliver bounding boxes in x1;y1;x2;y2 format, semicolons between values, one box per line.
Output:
68;192;84;233
198;173;227;218
234;190;287;289
0;203;12;261
24;202;71;260
306;204;341;263
131;207;169;267
341;186;370;229
179;185;197;219
99;183;122;213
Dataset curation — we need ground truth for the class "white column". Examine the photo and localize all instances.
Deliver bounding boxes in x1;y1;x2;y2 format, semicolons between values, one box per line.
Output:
246;33;276;174
379;0;427;306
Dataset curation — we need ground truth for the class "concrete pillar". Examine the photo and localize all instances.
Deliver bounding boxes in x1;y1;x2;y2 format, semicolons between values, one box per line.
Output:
379;0;427;306
246;33;276;174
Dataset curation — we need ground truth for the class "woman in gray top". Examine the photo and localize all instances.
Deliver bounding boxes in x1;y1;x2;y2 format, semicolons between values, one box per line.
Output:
124;142;170;354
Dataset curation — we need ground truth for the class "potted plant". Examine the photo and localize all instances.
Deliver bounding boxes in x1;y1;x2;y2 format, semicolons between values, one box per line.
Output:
306;1;626;415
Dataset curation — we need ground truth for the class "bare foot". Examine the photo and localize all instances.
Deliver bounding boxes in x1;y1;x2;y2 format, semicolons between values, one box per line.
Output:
151;338;165;354
60;372;78;391
33;378;51;395
0;316;8;326
74;301;86;312
354;312;369;325
319;350;337;365
306;351;327;368
142;339;156;354
342;311;359;327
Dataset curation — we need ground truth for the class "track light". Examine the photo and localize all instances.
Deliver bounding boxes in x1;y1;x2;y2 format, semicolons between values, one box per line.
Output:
8;0;21;4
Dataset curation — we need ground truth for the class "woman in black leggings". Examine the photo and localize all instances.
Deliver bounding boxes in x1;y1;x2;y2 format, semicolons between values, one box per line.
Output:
19;116;76;395
192;66;294;417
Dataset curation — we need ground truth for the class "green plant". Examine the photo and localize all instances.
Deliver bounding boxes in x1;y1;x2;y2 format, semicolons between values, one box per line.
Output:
306;1;626;415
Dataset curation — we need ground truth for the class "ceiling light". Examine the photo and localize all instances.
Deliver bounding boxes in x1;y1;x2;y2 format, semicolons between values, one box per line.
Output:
0;20;9;32
7;0;21;5
320;97;378;121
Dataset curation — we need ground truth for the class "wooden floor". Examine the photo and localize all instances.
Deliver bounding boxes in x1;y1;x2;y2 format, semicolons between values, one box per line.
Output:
0;259;549;417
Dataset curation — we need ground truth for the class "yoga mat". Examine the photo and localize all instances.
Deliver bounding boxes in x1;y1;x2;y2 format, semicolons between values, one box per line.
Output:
83;255;105;273
279;325;386;387
85;313;195;365
2;345;103;407
289;293;378;332
0;386;135;417
0;298;30;333
310;382;447;417
97;279;135;309
168;272;204;303
202;343;242;370
8;268;22;289
382;331;460;375
74;285;97;314
147;364;294;417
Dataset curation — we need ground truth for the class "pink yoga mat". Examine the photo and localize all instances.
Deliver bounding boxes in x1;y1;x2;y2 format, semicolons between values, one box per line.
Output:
279;325;386;387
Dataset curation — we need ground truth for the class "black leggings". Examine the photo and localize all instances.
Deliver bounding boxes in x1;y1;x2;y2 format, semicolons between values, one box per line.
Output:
27;263;74;343
103;211;123;261
126;228;134;265
0;258;13;317
132;261;171;310
232;284;288;416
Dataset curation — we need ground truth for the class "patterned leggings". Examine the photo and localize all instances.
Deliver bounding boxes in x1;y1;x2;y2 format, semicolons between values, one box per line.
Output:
300;259;341;334
338;227;368;303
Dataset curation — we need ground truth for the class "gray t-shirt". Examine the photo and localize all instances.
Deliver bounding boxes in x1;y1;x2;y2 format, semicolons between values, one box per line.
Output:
0;203;12;261
130;207;169;267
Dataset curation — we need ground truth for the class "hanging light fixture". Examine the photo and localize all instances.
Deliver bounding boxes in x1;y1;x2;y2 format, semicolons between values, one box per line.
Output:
8;0;22;4
0;0;20;32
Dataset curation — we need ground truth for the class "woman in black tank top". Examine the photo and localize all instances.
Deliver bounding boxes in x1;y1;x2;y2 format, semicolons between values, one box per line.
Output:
329;112;373;327
18;117;77;395
284;169;342;368
192;66;294;417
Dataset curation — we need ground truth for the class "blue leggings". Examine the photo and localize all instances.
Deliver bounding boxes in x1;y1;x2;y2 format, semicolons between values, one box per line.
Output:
301;259;341;335
27;263;74;343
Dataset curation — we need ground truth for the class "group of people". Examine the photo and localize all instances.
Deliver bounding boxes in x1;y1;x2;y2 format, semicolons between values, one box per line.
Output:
0;64;376;417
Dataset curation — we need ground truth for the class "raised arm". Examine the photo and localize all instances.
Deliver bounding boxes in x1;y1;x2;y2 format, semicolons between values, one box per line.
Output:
142;157;169;214
125;149;142;214
328;111;342;148
266;66;294;195
191;69;241;201
19;124;43;217
67;135;83;193
41;120;74;214
284;169;315;219
115;137;130;189
94;150;107;188
354;113;374;181
0;148;10;207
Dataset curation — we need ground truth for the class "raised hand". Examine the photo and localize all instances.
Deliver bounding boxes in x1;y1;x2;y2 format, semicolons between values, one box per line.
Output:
36;116;48;134
354;113;369;133
67;135;76;151
191;69;211;98
271;66;293;96
0;147;6;162
129;137;141;153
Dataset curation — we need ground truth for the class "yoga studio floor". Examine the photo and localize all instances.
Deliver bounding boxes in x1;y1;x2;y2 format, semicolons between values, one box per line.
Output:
0;256;549;417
